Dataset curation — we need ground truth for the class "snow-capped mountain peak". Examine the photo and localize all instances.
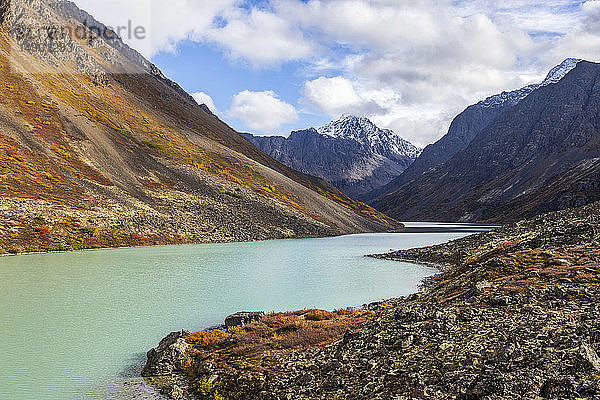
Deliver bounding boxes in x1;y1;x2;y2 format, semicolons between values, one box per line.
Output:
480;84;539;108
316;115;422;159
541;58;581;86
480;58;581;109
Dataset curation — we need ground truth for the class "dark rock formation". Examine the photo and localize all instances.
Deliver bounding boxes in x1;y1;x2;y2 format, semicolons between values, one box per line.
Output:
224;311;265;329
142;330;192;377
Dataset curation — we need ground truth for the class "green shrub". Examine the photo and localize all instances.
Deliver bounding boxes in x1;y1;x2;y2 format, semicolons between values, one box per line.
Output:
32;216;46;224
224;191;243;199
143;141;162;150
80;226;99;236
305;310;333;321
197;377;227;400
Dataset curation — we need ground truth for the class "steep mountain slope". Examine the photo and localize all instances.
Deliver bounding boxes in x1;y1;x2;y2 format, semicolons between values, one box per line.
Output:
374;60;600;223
244;115;421;200
0;0;397;254
370;58;581;201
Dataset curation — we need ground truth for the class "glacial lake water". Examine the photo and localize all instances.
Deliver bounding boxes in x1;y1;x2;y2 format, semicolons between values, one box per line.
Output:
0;228;489;399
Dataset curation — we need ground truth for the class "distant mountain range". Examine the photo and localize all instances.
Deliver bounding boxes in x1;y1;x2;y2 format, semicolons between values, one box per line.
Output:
373;58;600;222
243;115;421;200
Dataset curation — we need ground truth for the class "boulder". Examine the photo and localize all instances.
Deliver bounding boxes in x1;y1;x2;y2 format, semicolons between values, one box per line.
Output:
224;311;265;329
142;330;192;377
577;342;600;373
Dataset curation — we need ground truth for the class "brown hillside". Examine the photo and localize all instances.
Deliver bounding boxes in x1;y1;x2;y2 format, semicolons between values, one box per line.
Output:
0;0;398;254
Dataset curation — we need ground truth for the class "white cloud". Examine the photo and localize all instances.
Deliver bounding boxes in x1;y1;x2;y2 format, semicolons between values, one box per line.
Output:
202;8;315;66
541;1;600;65
295;2;535;144
375;106;459;148
74;0;314;64
286;0;541;143
228;90;299;134
74;0;236;58
74;0;600;145
456;0;585;37
302;76;385;116
278;0;444;51
192;92;218;114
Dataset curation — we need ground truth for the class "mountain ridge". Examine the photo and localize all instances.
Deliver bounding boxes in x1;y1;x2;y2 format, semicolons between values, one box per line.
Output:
244;115;421;200
368;58;582;202
373;60;600;222
317;114;422;159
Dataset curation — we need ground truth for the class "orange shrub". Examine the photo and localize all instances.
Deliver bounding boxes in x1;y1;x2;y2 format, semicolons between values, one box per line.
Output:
305;310;333;321
186;330;228;347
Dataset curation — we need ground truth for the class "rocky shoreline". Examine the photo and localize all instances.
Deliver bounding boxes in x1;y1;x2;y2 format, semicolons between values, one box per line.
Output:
0;194;342;256
143;201;600;399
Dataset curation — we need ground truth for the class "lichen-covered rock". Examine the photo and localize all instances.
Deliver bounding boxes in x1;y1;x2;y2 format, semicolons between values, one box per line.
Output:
142;330;192;377
224;312;265;329
169;384;184;399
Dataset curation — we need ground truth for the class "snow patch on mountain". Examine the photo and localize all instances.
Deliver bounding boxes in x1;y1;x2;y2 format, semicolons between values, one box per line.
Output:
480;84;539;108
541;58;581;86
317;115;422;159
481;58;581;109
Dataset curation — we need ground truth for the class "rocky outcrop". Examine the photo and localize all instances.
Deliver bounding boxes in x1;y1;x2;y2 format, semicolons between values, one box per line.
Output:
224;311;265;329
143;313;268;377
265;279;600;399
373;200;600;268
142;330;192;377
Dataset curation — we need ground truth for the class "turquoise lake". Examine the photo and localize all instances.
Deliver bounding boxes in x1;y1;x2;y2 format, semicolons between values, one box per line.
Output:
0;229;480;399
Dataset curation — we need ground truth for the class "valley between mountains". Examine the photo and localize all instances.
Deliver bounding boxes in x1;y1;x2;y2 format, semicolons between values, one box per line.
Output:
1;0;598;255
139;47;600;400
3;1;600;400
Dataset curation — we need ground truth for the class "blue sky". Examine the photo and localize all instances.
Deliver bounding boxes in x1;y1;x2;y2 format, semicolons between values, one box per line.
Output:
74;0;600;146
152;40;330;134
